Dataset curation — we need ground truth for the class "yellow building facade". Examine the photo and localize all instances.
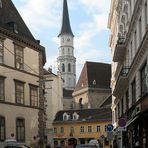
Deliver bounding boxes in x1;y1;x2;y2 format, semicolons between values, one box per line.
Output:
52;108;112;148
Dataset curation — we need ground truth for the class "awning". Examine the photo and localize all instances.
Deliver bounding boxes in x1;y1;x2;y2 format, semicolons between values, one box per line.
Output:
126;115;139;127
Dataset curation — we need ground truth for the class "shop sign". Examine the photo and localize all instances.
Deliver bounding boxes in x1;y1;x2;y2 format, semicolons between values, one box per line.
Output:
118;126;126;131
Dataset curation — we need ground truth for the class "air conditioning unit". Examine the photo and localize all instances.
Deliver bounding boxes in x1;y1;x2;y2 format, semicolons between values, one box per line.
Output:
135;104;141;115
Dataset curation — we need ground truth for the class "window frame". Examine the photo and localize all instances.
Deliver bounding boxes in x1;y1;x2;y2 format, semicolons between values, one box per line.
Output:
15;80;25;105
0;77;5;101
131;79;136;104
141;63;147;96
87;126;92;133
16;118;25;142
80;126;84;133
0;39;4;64
30;85;38;107
0;116;5;141
14;44;24;70
96;125;100;132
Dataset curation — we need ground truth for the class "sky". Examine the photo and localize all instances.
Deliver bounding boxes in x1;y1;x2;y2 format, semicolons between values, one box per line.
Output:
12;0;111;79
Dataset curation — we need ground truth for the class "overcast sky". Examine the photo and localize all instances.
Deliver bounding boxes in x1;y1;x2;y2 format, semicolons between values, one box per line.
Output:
12;0;111;79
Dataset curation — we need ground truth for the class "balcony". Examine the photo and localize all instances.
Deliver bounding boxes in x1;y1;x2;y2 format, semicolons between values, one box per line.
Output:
113;67;130;97
113;35;126;62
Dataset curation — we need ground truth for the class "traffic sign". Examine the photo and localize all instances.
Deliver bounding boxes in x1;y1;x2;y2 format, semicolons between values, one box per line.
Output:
107;124;113;132
118;118;126;127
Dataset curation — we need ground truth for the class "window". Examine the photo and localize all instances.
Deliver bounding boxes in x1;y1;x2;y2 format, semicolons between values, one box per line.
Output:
15;81;24;104
62;63;65;72
80;126;84;133
104;125;107;132
54;128;57;134
68;63;71;72
88;126;92;133
0;116;5;141
15;44;23;70
132;79;136;104
16;118;25;142
0;39;4;63
0;77;4;101
126;90;129;110
141;63;148;95
79;98;83;109
145;2;147;27
30;85;38;107
60;127;64;133
70;127;74;134
121;98;124;115
139;17;142;42
96;125;100;132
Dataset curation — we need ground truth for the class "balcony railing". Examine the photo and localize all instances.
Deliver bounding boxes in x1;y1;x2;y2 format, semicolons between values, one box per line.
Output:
113;35;126;62
113;67;130;97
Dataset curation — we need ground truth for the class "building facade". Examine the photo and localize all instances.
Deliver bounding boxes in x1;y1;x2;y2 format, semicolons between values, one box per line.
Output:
53;108;112;148
44;69;63;145
108;0;148;147
0;0;46;146
57;0;76;91
73;62;111;109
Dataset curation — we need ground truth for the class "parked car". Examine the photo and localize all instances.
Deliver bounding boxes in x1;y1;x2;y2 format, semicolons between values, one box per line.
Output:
3;139;30;148
76;144;99;148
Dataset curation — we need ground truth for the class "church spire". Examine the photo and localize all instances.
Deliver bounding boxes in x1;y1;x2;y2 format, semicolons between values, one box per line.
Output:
58;0;74;37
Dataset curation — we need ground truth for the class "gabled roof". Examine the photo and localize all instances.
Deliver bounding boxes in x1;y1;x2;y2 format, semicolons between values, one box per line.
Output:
74;61;111;92
53;108;112;123
0;0;35;42
58;0;74;37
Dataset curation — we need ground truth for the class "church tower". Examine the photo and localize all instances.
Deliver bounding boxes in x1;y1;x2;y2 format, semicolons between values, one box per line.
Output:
57;0;76;90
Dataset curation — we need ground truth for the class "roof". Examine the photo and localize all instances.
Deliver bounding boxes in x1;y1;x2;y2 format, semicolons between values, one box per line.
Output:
74;62;111;92
58;0;74;37
0;0;35;42
100;95;112;108
63;88;73;98
53;108;112;123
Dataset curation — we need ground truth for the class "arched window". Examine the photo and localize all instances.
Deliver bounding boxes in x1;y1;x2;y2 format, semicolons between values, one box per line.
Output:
62;63;65;72
0;116;5;141
16;118;25;142
79;98;83;109
68;63;71;72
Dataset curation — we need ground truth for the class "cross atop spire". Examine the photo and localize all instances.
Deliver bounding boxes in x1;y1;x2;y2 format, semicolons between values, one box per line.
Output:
58;0;74;37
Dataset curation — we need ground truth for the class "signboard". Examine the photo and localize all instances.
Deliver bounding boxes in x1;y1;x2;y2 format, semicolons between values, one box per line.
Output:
107;124;113;132
118;118;126;127
118;126;126;131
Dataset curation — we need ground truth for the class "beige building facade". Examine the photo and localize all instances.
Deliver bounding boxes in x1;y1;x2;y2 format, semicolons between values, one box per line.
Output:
44;69;63;145
0;0;46;146
108;0;148;147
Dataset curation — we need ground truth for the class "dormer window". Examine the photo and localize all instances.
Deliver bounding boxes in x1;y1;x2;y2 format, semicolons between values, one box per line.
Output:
63;113;69;121
73;112;79;120
7;22;18;34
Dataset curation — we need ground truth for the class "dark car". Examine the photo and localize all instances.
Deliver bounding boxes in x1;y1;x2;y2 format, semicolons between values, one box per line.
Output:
76;144;99;148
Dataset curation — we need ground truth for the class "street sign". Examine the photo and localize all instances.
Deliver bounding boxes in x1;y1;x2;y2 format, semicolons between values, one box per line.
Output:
118;126;126;131
107;131;113;141
118;118;126;127
107;124;113;132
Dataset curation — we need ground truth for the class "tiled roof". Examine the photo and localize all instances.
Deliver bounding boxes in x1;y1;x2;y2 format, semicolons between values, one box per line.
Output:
63;88;73;98
74;62;111;92
0;0;36;42
58;0;74;37
53;108;112;123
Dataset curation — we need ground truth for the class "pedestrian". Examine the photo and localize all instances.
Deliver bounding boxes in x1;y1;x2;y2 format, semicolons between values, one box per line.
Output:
135;141;140;148
30;136;39;148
